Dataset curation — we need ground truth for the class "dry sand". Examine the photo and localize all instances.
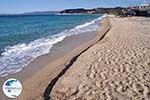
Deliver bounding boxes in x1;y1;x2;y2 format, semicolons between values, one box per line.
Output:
51;17;150;100
12;18;111;100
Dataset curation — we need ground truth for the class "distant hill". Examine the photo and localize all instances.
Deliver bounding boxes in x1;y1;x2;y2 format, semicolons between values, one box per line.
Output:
60;7;127;15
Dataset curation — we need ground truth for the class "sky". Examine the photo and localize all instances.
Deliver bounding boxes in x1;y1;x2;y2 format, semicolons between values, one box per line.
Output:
0;0;149;14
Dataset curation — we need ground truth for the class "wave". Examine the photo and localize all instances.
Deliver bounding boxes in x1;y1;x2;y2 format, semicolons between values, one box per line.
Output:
0;14;107;77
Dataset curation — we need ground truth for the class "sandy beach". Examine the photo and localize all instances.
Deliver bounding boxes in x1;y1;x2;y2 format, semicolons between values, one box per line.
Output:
1;16;150;100
51;17;150;100
1;0;150;99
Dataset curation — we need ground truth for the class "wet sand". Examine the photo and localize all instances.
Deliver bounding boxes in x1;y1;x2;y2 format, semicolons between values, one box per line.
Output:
51;17;150;100
0;17;110;99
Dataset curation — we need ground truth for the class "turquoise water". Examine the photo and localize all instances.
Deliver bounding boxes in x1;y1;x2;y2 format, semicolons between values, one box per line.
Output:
0;14;104;77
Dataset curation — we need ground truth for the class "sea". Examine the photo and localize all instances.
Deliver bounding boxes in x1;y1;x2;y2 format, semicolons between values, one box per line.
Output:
0;14;105;77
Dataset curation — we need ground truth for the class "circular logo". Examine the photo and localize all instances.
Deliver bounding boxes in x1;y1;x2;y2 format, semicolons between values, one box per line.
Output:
3;78;22;98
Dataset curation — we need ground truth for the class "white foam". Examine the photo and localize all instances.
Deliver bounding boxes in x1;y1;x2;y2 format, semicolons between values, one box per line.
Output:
0;15;106;77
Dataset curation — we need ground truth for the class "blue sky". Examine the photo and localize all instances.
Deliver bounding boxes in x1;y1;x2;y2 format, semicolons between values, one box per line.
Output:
0;0;149;14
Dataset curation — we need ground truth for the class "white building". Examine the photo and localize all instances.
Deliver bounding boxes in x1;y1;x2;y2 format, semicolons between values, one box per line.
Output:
139;3;150;11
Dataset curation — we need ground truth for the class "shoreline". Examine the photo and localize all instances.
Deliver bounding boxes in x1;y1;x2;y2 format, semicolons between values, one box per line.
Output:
0;17;110;99
15;18;110;100
0;29;97;100
0;31;97;82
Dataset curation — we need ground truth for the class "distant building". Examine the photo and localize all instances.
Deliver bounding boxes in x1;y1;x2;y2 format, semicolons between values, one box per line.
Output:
129;3;150;17
139;3;150;10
